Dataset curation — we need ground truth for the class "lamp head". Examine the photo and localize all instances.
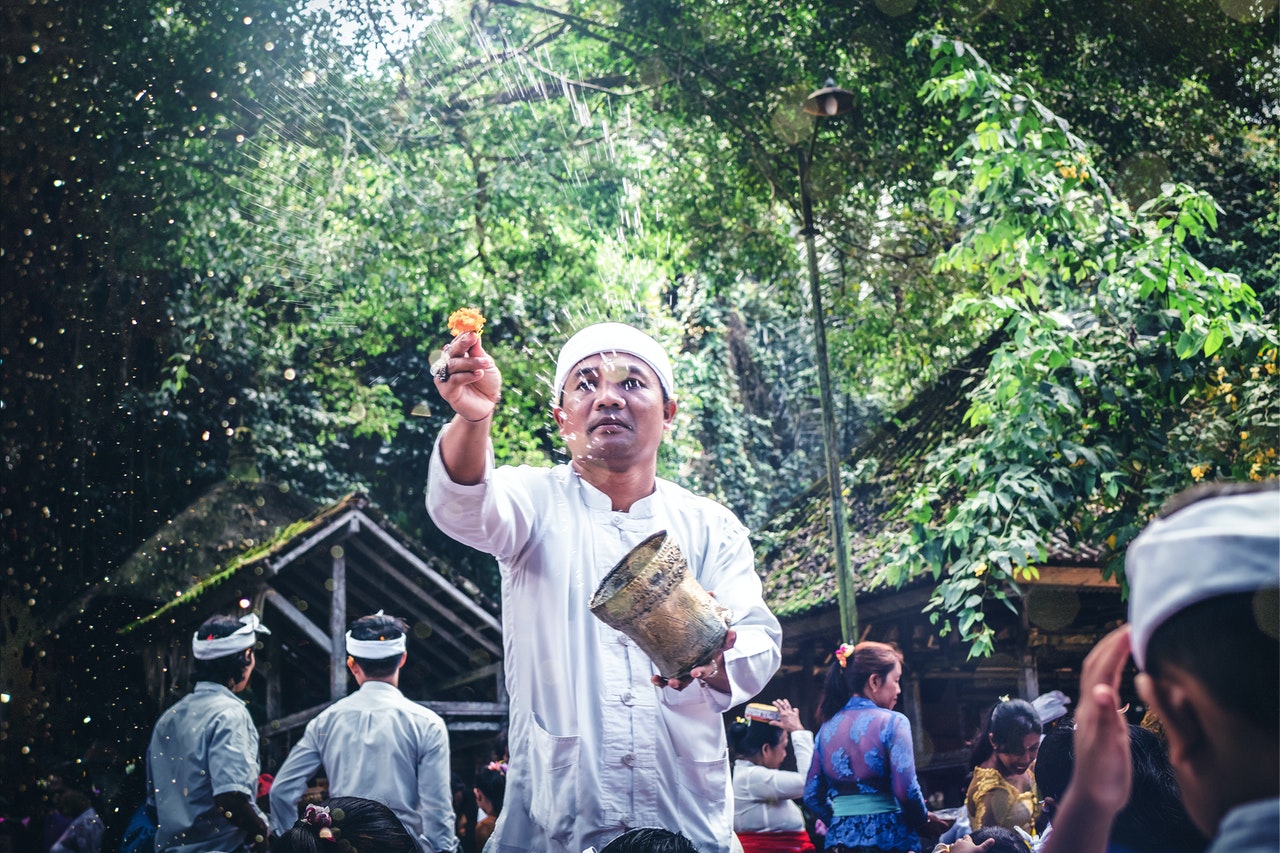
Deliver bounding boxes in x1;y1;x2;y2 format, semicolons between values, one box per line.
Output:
803;80;854;117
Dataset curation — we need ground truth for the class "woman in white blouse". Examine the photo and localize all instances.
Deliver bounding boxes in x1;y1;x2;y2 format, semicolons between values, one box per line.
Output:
731;699;816;853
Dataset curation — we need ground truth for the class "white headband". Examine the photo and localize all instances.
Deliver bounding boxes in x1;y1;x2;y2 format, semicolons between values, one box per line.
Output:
192;613;270;660
1127;487;1279;670
345;612;408;659
552;322;675;403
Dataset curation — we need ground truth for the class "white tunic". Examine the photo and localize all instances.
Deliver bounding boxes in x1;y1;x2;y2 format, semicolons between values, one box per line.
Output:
732;729;814;833
426;433;782;853
147;682;265;853
268;681;458;853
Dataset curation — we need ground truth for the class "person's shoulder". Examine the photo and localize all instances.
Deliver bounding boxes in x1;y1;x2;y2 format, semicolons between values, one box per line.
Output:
656;478;744;524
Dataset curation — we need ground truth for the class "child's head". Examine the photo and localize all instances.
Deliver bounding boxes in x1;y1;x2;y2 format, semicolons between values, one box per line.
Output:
1126;481;1279;837
599;828;698;853
1035;721;1209;852
969;826;1030;853
473;762;506;816
727;717;785;761
968;698;1041;774
271;797;415;853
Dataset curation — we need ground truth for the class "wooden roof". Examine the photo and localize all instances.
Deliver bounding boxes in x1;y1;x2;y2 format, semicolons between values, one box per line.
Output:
123;491;506;742
755;333;1106;622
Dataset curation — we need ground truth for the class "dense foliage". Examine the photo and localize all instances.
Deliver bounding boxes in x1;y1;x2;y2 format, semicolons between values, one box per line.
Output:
2;0;1274;808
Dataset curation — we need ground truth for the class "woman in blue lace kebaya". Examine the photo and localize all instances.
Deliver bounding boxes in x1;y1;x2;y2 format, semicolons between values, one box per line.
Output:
803;641;949;853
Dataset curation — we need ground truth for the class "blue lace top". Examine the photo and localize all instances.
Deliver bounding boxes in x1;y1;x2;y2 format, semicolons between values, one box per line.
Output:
803;696;928;852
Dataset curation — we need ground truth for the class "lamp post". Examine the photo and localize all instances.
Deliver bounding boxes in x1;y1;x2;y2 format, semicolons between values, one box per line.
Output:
800;81;857;645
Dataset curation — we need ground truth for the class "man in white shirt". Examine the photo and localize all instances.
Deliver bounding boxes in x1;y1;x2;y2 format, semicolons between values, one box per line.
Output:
268;612;458;853
147;613;271;853
426;321;782;853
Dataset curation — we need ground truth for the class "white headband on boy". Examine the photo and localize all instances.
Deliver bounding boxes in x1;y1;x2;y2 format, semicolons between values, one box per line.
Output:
1127;487;1279;670
345;611;407;659
192;613;270;660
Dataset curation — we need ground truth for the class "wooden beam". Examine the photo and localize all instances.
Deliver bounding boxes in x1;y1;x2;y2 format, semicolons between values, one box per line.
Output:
352;510;502;632
346;537;502;659
1021;565;1117;588
262;588;333;650
268;510;360;574
420;700;509;717
433;662;502;692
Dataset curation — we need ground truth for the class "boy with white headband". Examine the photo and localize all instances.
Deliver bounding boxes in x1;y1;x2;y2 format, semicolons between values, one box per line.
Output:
426;321;782;853
147;613;271;853
269;611;457;853
1040;480;1279;853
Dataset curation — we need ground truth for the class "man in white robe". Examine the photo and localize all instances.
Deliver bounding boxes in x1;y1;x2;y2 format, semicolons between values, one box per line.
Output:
426;321;782;853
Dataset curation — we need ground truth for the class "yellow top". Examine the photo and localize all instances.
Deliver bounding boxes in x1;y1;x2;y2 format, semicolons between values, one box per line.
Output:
965;765;1039;833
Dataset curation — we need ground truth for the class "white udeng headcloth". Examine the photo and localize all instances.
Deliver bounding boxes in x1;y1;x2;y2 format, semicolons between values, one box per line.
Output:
552;322;675;403
345;611;408;659
191;613;270;660
1126;486;1279;670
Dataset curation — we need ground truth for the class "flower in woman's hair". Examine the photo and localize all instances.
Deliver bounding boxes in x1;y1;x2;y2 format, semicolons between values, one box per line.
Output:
304;804;333;828
834;642;855;668
448;307;486;336
999;694;1011;703
487;760;508;775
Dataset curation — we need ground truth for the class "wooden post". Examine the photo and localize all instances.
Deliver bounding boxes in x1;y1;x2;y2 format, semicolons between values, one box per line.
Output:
331;551;347;701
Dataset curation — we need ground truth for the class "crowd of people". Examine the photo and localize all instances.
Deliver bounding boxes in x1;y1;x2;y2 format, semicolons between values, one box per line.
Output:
20;323;1274;853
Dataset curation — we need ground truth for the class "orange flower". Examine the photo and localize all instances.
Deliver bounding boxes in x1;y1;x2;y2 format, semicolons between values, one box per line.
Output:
447;307;486;336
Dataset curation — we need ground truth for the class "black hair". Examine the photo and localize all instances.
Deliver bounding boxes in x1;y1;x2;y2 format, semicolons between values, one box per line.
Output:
1034;720;1208;852
970;826;1030;853
1147;589;1279;734
270;797;415;853
599;828;699;853
1033;723;1073;804
727;717;785;760
348;613;409;678
474;765;506;815
1154;478;1276;519
967;698;1041;769
817;641;903;725
191;615;255;686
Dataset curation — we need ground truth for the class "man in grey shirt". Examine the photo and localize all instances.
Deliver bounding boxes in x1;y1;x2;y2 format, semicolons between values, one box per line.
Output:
147;613;271;853
269;612;458;853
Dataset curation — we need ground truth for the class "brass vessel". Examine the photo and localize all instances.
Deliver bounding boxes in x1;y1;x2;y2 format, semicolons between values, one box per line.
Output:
590;531;731;680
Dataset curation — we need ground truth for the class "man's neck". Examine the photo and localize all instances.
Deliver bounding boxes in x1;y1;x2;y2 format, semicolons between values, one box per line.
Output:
574;462;657;512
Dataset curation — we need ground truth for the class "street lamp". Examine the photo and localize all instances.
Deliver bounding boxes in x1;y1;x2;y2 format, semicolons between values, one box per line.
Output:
799;80;858;645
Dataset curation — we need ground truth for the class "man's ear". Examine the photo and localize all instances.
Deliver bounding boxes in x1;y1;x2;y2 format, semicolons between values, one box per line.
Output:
663;398;677;426
346;655;359;677
1137;670;1206;773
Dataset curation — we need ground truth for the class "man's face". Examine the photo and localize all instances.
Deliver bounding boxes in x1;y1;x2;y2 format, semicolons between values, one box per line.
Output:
554;352;675;473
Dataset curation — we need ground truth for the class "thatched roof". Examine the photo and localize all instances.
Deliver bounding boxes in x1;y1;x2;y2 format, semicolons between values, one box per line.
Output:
756;336;1103;620
111;478;316;606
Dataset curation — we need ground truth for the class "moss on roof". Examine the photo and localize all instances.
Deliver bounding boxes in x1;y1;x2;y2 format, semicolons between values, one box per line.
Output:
756;334;1104;619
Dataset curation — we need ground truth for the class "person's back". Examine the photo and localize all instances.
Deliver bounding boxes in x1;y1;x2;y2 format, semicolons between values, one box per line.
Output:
269;613;456;853
147;613;270;853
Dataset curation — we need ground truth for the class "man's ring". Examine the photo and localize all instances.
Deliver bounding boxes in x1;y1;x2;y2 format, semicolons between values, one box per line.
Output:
432;356;449;383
